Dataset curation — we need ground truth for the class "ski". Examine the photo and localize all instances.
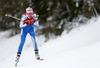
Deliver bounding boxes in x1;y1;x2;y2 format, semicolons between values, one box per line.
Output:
37;58;44;61
15;56;20;66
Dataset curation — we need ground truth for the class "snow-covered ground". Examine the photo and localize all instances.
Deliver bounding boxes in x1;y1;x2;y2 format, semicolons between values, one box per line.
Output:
0;17;100;68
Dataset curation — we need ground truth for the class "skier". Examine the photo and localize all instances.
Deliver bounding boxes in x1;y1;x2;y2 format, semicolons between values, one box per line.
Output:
15;7;43;66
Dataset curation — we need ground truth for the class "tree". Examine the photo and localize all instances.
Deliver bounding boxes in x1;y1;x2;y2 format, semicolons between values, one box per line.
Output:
0;0;100;38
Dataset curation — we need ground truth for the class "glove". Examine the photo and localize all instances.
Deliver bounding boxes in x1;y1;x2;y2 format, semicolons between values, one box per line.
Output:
25;21;32;25
25;21;29;25
26;19;34;25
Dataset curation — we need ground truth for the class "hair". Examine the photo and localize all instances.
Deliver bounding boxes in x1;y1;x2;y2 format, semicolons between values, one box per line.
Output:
26;7;33;13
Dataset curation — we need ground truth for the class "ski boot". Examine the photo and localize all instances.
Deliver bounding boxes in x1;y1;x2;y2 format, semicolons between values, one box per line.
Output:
15;52;21;66
35;50;43;61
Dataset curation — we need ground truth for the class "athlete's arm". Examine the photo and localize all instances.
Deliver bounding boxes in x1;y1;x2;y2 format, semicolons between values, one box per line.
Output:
33;14;39;28
19;15;27;28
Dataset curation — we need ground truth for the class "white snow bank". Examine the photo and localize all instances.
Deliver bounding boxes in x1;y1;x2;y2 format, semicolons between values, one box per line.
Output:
0;17;100;68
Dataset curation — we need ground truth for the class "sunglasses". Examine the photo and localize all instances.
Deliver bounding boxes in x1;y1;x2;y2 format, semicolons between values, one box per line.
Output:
27;13;33;15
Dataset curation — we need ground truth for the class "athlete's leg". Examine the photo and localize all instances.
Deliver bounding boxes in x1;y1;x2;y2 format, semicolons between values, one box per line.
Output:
15;29;27;66
29;28;43;60
18;29;27;53
29;29;38;50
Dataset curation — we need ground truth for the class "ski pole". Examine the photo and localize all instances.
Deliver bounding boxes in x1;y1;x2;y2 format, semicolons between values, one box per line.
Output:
5;14;39;22
5;14;24;22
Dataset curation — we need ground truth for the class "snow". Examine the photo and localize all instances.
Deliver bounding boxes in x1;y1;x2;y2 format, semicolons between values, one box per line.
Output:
0;17;100;68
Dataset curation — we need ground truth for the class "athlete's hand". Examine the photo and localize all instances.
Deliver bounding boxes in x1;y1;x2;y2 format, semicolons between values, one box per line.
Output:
25;21;31;25
25;19;34;25
26;22;29;25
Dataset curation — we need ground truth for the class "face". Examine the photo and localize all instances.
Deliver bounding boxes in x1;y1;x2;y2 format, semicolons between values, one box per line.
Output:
27;13;33;18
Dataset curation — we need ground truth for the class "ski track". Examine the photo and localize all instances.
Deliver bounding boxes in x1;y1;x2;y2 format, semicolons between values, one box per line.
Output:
0;17;100;68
